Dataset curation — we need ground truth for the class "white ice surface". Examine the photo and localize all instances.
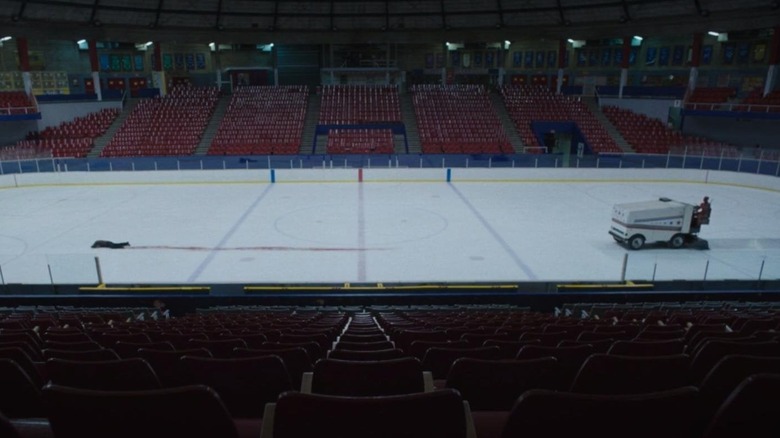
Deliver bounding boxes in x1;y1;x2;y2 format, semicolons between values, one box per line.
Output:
1;175;779;285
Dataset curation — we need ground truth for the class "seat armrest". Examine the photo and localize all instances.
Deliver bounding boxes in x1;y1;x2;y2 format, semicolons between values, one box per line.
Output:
463;400;477;438
423;371;435;392
259;403;276;438
300;372;313;393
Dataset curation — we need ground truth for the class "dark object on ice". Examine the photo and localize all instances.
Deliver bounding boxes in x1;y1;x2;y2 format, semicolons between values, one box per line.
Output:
91;240;130;249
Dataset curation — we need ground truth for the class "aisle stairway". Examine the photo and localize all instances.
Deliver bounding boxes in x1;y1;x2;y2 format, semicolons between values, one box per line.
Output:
194;95;231;155
399;93;421;154
300;93;321;154
88;99;139;158
489;92;524;153
583;97;632;153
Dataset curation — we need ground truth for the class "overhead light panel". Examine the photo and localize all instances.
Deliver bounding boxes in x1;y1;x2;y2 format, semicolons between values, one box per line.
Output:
0;36;12;42
633;35;643;41
707;31;719;36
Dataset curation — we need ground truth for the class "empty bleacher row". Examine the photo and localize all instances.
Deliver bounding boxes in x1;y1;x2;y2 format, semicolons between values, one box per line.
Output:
1;301;779;438
686;87;737;107
602;106;740;156
101;86;219;157
412;85;512;154
0;91;36;115
3;84;773;161
11;108;120;158
318;85;401;125
501;85;622;154
326;129;394;154
736;89;780;112
208;85;307;156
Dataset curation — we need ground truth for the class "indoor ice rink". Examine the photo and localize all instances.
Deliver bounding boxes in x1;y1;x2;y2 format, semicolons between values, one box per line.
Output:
1;167;779;286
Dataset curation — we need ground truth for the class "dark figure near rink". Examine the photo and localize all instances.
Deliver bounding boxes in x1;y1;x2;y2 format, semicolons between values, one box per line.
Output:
91;240;130;249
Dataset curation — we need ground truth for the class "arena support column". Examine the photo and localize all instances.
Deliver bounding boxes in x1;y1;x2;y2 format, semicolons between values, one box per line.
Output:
689;33;703;94
88;40;103;101
618;36;631;99
763;26;780;97
16;38;32;96
556;39;566;94
151;41;166;96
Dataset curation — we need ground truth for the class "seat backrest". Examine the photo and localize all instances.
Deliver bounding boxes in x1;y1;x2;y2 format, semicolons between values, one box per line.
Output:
607;339;686;357
187;338;248;358
45;358;162;391
460;333;514;345
483;339;541;359
393;330;448;352
114;341;175;358
95;333;152;347
0;342;42;362
408;340;470;360
223;333;267;349
158;332;209;349
263;341;323;361
690;340;780;384
42;332;93;343
557;339;615;353
501;386;701;438
634;330;686;340
42;340;102;352
0;359;44;418
327;348;407;361
179;355;292;418
703;373;780;438
232;347;311;390
279;334;330;351
137;348;213;372
517;344;595;389
422;346;501;379
42;348;120;362
0;333;41;348
577;331;627;342
312;357;425;396
698;355;780;419
0;347;43;387
571;354;690;395
42;383;239;438
271;389;468;438
446;357;558;411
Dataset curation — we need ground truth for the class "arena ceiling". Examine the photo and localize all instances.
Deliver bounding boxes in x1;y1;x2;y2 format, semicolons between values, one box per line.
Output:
0;0;778;44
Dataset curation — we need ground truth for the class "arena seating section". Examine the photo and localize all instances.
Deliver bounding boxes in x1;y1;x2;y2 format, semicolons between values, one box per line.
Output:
10;108;120;158
101;86;218;157
501;85;622;154
736;89;780;112
685;87;737;108
0;91;36;115
208;85;307;156
317;85;401;155
602;106;740;156
1;301;779;437
318;85;401;125
326;129;394;154
412;85;512;154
